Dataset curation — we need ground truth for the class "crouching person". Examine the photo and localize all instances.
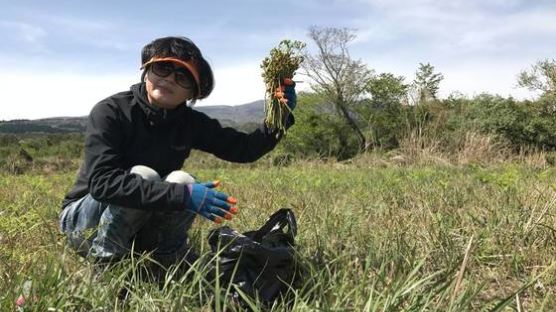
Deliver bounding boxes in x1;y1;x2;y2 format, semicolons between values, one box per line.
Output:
59;36;296;272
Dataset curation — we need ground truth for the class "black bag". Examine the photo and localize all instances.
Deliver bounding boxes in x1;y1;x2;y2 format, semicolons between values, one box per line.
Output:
207;208;301;306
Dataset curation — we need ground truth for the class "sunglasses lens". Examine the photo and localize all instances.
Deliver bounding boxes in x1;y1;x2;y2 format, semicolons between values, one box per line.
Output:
175;71;194;90
150;62;173;77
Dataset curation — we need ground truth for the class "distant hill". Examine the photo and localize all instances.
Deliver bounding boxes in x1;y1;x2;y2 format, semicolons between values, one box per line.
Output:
0;100;265;134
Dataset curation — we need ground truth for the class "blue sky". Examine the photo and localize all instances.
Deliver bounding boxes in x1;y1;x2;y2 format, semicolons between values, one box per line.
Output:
1;0;555;120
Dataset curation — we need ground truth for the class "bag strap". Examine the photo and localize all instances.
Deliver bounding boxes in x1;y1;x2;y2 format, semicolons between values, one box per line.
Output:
252;208;297;242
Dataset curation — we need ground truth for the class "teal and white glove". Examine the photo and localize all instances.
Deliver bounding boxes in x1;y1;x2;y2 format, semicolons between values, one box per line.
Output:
185;181;238;223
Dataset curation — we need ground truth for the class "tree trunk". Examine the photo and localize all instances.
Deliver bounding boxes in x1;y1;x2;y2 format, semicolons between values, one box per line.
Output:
336;102;368;152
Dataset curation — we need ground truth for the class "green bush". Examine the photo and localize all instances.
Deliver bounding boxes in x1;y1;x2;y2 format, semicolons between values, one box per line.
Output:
280;93;360;160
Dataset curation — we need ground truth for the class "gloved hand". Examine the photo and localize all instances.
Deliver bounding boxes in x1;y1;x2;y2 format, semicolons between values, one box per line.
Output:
186;181;238;223
274;78;297;111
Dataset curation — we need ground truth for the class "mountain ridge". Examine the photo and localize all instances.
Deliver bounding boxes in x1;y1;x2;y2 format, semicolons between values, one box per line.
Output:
0;100;266;134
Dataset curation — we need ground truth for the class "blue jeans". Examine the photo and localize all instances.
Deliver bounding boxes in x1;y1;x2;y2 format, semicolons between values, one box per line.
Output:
59;166;197;265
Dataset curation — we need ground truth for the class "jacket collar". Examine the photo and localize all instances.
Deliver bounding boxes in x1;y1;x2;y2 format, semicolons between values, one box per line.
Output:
130;82;188;125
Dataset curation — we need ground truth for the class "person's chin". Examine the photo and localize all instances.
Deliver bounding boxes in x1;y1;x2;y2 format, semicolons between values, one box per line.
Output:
152;97;180;109
152;88;174;98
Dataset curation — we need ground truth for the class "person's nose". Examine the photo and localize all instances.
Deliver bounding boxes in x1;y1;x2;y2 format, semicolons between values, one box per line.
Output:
159;71;178;85
168;71;180;85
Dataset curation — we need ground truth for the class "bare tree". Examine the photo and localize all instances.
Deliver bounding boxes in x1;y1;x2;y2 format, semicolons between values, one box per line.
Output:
302;26;374;151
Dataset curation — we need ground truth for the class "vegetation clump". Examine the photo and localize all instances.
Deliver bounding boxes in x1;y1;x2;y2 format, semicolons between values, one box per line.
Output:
261;39;305;134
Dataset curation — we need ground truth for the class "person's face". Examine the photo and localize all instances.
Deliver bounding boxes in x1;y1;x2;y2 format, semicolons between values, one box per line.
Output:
145;61;196;109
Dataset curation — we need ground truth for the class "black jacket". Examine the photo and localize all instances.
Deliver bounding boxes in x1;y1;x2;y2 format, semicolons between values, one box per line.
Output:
61;83;290;210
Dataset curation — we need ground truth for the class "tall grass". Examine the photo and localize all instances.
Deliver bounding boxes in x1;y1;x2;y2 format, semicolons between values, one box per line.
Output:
1;150;555;311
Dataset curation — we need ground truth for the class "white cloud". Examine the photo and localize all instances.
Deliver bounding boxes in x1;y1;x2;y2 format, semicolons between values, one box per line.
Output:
38;14;134;51
0;21;47;51
40;14;113;32
351;0;556;49
0;71;135;120
438;62;536;99
196;62;266;107
1;14;136;54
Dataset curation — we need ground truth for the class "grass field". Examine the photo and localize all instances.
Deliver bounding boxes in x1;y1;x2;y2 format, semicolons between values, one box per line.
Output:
0;151;555;311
